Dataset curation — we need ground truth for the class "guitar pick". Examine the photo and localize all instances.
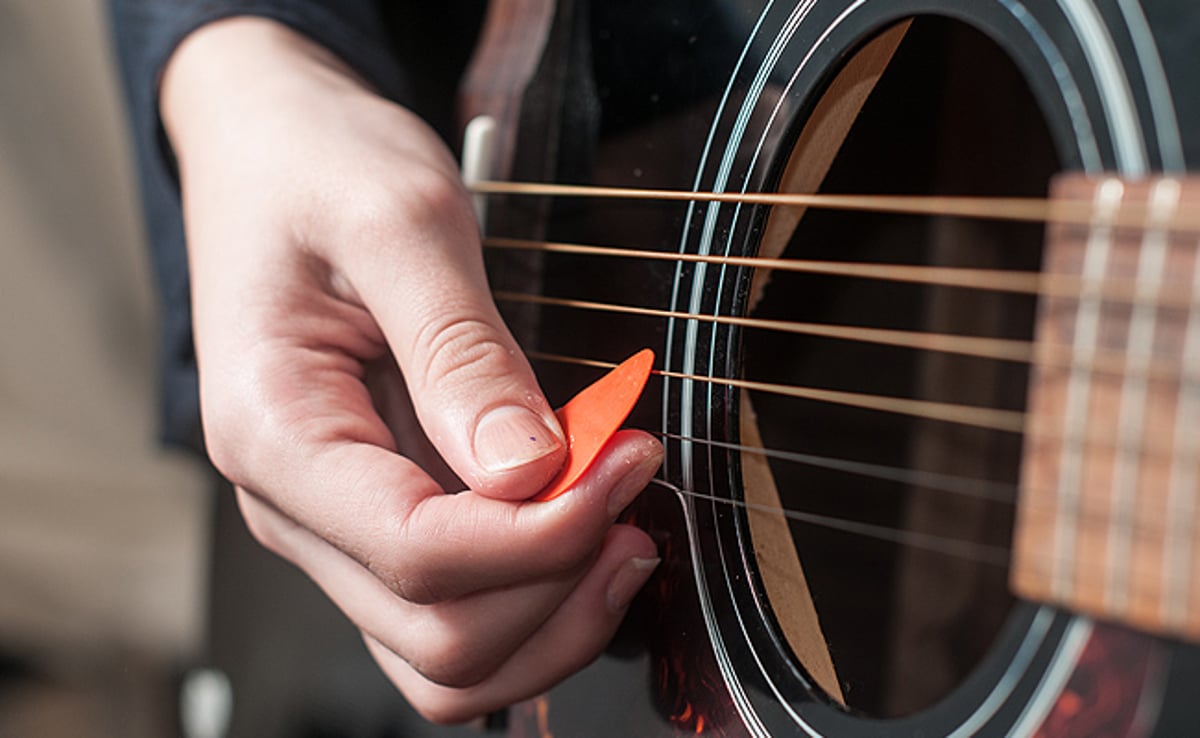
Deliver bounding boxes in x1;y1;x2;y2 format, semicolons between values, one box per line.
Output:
534;349;655;502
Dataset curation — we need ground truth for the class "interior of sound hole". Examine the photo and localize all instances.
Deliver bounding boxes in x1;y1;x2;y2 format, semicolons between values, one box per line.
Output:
741;17;1060;718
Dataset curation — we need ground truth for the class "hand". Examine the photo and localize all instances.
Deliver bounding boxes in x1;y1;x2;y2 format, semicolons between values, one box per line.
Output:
161;18;661;723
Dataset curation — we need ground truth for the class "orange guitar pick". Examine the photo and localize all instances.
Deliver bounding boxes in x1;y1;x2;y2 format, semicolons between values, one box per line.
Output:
534;349;655;502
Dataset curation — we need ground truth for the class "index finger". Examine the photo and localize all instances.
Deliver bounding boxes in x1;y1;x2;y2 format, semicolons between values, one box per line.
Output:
258;424;662;605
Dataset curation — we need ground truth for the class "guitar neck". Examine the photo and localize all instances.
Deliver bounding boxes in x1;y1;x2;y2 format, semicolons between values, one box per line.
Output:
1012;173;1200;644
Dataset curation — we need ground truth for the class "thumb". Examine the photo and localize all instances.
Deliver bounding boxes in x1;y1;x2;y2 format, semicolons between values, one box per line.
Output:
402;306;567;500
338;178;565;500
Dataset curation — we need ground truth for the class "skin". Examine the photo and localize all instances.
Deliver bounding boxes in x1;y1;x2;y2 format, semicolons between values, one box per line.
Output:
161;17;662;724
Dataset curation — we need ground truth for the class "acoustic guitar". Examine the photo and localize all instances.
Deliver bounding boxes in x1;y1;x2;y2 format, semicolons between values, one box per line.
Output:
457;1;1200;735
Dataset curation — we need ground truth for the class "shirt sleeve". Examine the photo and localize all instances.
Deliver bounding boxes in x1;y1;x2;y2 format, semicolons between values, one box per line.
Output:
107;0;412;448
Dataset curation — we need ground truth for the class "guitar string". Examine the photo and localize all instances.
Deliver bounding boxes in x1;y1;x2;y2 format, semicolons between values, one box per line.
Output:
470;179;1200;233
651;430;1179;527
496;289;1188;380
532;349;1025;433
484;236;1199;309
646;477;1180;594
493;235;1197;507
653;430;1017;503
657;480;1200;607
645;477;1013;567
521;321;1189;570
473;182;1200;600
529;350;1186;458
501;290;1035;364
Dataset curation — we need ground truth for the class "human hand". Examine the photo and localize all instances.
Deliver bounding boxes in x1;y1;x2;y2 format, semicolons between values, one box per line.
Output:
161;17;661;723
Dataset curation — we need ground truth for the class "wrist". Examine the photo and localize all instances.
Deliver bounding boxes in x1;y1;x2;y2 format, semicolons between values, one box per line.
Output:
160;16;370;163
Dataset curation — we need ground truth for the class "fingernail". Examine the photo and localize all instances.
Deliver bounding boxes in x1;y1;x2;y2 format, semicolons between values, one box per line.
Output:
607;454;662;517
607;557;660;613
473;405;562;473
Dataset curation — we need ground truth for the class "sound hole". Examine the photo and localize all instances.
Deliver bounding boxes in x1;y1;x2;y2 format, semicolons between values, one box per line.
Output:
742;17;1059;718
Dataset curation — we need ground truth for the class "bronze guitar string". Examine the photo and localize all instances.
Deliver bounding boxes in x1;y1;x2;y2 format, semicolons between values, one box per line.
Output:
474;180;1199;579
527;351;1184;529
486;236;1199;308
495;288;1192;379
534;349;1026;432
470;179;1200;233
524;348;1188;458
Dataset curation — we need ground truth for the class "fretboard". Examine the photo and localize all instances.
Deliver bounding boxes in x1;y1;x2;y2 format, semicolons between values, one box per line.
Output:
1012;173;1200;643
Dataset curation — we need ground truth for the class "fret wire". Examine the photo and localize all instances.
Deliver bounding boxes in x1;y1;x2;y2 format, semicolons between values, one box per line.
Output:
484;236;1200;308
1039;179;1119;601
1162;231;1200;629
470;179;1200;233
1106;178;1181;616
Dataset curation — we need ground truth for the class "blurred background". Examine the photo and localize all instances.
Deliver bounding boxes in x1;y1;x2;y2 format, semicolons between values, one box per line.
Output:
0;2;488;736
0;0;208;735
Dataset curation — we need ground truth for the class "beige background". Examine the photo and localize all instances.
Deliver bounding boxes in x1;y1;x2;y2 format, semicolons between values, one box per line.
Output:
0;0;208;683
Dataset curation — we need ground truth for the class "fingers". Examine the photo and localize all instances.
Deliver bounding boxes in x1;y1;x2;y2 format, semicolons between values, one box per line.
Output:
170;21;568;503
191;238;663;604
236;450;661;718
327;169;567;501
246;426;661;604
365;524;659;724
166;43;663;723
388;430;661;600
235;487;593;688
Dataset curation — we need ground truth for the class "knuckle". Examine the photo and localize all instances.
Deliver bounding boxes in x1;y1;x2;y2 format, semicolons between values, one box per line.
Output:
412;316;514;396
537;518;603;575
540;538;593;575
408;636;493;690
195;338;298;481
367;634;488;725
234;491;298;559
199;391;256;486
240;506;285;556
340;168;473;250
197;353;289;488
403;167;474;227
386;565;445;607
382;505;459;605
340;184;399;244
201;426;240;483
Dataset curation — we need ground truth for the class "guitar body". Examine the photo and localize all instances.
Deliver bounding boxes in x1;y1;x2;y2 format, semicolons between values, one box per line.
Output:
464;1;1200;735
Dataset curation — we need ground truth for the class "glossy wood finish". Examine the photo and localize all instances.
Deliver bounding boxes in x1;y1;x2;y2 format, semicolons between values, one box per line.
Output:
462;1;1200;735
